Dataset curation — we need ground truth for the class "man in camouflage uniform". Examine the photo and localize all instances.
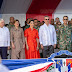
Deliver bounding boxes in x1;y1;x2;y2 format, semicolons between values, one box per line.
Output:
54;17;60;30
70;20;72;50
57;16;71;51
24;18;32;30
7;17;15;31
54;22;61;34
55;17;60;24
34;19;39;32
7;17;15;59
55;22;62;41
24;18;30;30
54;22;62;52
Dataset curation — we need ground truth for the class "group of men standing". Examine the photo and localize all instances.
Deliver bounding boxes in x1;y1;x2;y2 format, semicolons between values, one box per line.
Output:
0;15;72;59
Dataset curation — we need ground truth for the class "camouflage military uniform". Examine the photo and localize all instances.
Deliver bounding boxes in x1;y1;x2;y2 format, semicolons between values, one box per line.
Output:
24;25;30;30
7;22;14;31
7;22;14;59
54;24;57;30
57;24;71;51
54;24;59;38
34;26;39;32
70;24;72;48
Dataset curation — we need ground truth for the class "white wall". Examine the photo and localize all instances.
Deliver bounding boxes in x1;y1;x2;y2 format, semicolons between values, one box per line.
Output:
53;0;72;23
2;14;26;27
1;0;32;14
0;0;32;26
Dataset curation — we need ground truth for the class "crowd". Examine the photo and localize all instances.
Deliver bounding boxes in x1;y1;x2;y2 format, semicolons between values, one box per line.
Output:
0;16;72;59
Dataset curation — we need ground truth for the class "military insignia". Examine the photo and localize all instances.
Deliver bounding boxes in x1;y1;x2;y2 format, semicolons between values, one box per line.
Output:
56;29;58;31
61;27;63;28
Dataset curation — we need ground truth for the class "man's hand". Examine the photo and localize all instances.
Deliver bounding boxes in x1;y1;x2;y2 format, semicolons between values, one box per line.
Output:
41;44;44;49
54;44;56;48
8;46;10;50
57;44;60;48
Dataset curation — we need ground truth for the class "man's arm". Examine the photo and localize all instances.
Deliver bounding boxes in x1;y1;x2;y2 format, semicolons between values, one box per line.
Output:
39;27;43;45
57;26;60;45
39;27;43;49
53;26;57;45
7;28;10;49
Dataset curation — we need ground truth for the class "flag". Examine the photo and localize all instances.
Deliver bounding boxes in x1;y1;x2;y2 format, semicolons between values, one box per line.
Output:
54;59;62;72
66;59;72;67
54;59;72;72
46;64;55;72
2;59;54;72
66;59;72;72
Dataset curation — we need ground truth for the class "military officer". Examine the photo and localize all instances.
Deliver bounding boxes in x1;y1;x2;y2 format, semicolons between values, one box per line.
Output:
33;19;39;32
7;17;15;31
57;16;71;51
7;17;15;59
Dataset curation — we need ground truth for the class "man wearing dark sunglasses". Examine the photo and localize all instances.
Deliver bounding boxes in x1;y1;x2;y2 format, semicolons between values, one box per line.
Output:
57;16;71;51
39;16;56;58
54;22;62;49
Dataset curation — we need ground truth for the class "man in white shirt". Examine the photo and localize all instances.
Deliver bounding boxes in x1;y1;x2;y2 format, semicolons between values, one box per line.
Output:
0;19;10;59
39;16;56;58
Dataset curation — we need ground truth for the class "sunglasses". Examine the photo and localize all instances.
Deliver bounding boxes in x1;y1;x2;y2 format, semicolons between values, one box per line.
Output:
64;19;68;20
45;19;49;20
58;24;61;25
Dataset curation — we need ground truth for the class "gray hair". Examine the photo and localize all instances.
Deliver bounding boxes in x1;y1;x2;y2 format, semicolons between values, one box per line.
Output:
0;19;4;23
44;16;49;19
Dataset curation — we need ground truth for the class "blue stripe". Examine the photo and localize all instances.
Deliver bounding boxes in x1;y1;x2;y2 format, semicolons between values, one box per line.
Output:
2;59;53;70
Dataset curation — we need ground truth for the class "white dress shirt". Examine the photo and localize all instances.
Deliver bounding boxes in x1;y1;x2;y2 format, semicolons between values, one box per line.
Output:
0;26;10;47
0;64;9;72
39;23;57;46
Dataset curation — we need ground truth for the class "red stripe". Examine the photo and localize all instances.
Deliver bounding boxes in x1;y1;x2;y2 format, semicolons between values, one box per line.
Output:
31;63;53;72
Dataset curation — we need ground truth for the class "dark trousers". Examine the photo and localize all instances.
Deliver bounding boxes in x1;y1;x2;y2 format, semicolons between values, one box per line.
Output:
42;45;54;58
0;47;7;59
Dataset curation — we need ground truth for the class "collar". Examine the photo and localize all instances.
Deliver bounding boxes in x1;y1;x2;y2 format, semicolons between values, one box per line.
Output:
62;24;68;27
14;27;20;31
9;22;14;25
34;26;38;28
44;23;50;27
0;26;5;29
29;27;34;31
